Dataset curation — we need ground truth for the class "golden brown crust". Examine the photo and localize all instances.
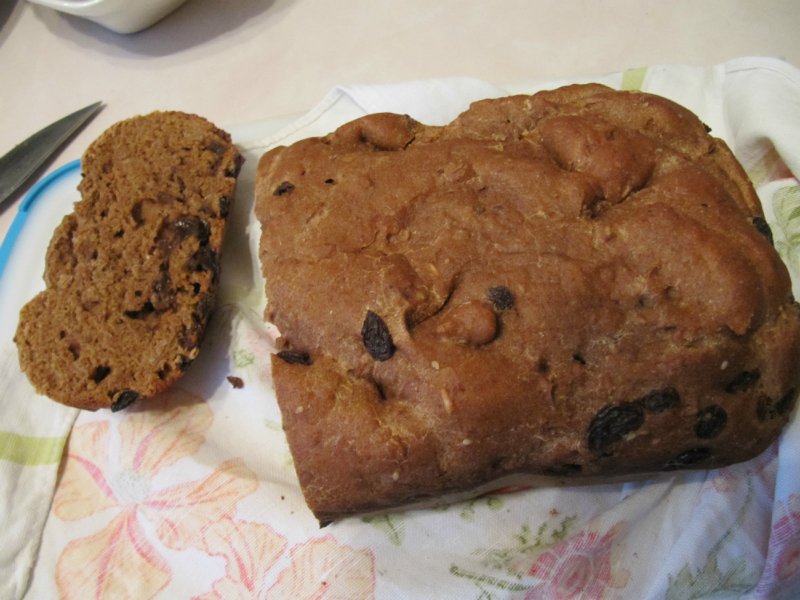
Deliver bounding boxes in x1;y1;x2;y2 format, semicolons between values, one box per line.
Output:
255;84;800;523
15;111;243;411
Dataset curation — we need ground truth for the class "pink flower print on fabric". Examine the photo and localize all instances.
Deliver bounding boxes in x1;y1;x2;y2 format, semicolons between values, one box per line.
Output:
706;443;778;495
754;493;800;598
195;531;377;600
53;389;258;600
525;522;629;600
194;518;287;599
266;535;377;599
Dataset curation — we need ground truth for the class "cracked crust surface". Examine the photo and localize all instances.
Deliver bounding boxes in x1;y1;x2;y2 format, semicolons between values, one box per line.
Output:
15;111;243;410
255;84;800;523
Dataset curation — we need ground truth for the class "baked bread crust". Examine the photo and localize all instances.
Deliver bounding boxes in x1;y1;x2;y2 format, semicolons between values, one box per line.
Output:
255;84;800;523
15;111;243;411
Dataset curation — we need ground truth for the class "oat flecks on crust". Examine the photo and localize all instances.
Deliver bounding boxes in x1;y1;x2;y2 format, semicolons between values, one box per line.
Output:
15;111;243;411
255;84;800;522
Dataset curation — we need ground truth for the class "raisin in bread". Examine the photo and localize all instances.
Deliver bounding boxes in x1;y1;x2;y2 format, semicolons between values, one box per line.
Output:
15;111;242;411
255;84;800;523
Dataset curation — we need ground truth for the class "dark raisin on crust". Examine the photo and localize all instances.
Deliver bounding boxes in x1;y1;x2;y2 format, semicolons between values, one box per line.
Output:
276;350;312;365
776;388;798;415
587;402;645;453
227;375;244;389
90;365;111;384
664;447;712;470
639;387;681;413
752;217;774;246
273;181;295;196
725;369;761;393
361;310;396;361
111;390;140;412
694;405;728;439
487;286;515;311
758;388;798;421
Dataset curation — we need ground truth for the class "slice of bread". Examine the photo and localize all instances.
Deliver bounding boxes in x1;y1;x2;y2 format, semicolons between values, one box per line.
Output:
15;111;243;411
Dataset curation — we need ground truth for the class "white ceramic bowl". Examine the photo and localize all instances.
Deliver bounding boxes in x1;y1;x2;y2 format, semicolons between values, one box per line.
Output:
27;0;188;34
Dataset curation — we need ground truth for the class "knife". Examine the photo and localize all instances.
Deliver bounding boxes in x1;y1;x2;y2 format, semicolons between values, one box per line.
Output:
0;101;103;209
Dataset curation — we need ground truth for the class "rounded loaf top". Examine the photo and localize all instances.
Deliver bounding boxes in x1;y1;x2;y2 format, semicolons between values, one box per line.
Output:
255;84;799;522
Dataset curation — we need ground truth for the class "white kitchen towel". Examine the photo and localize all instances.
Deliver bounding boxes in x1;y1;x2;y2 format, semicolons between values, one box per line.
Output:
3;57;799;599
0;345;78;600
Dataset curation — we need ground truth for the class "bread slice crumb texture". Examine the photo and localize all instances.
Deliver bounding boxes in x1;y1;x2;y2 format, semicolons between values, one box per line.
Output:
15;111;242;410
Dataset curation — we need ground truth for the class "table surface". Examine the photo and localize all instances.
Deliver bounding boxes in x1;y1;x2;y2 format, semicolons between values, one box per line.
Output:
1;0;799;244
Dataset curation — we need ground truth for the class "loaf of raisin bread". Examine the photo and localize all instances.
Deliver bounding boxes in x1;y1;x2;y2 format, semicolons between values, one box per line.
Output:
255;84;800;523
15;111;242;411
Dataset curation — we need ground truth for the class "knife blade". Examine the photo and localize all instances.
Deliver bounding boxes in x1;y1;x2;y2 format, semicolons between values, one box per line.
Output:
0;101;103;209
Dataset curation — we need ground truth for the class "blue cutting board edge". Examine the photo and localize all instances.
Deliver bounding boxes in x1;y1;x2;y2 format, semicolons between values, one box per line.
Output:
0;159;81;283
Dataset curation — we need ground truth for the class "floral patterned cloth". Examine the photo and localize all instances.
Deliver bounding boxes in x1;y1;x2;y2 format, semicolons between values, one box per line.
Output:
4;58;800;599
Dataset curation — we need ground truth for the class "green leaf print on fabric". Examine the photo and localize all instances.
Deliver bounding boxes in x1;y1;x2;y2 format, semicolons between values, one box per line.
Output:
232;348;255;368
773;185;800;275
666;557;752;600
449;515;579;599
449;565;530;598
666;479;759;598
362;512;405;546
263;419;282;432
459;496;504;522
431;495;504;521
478;516;578;573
